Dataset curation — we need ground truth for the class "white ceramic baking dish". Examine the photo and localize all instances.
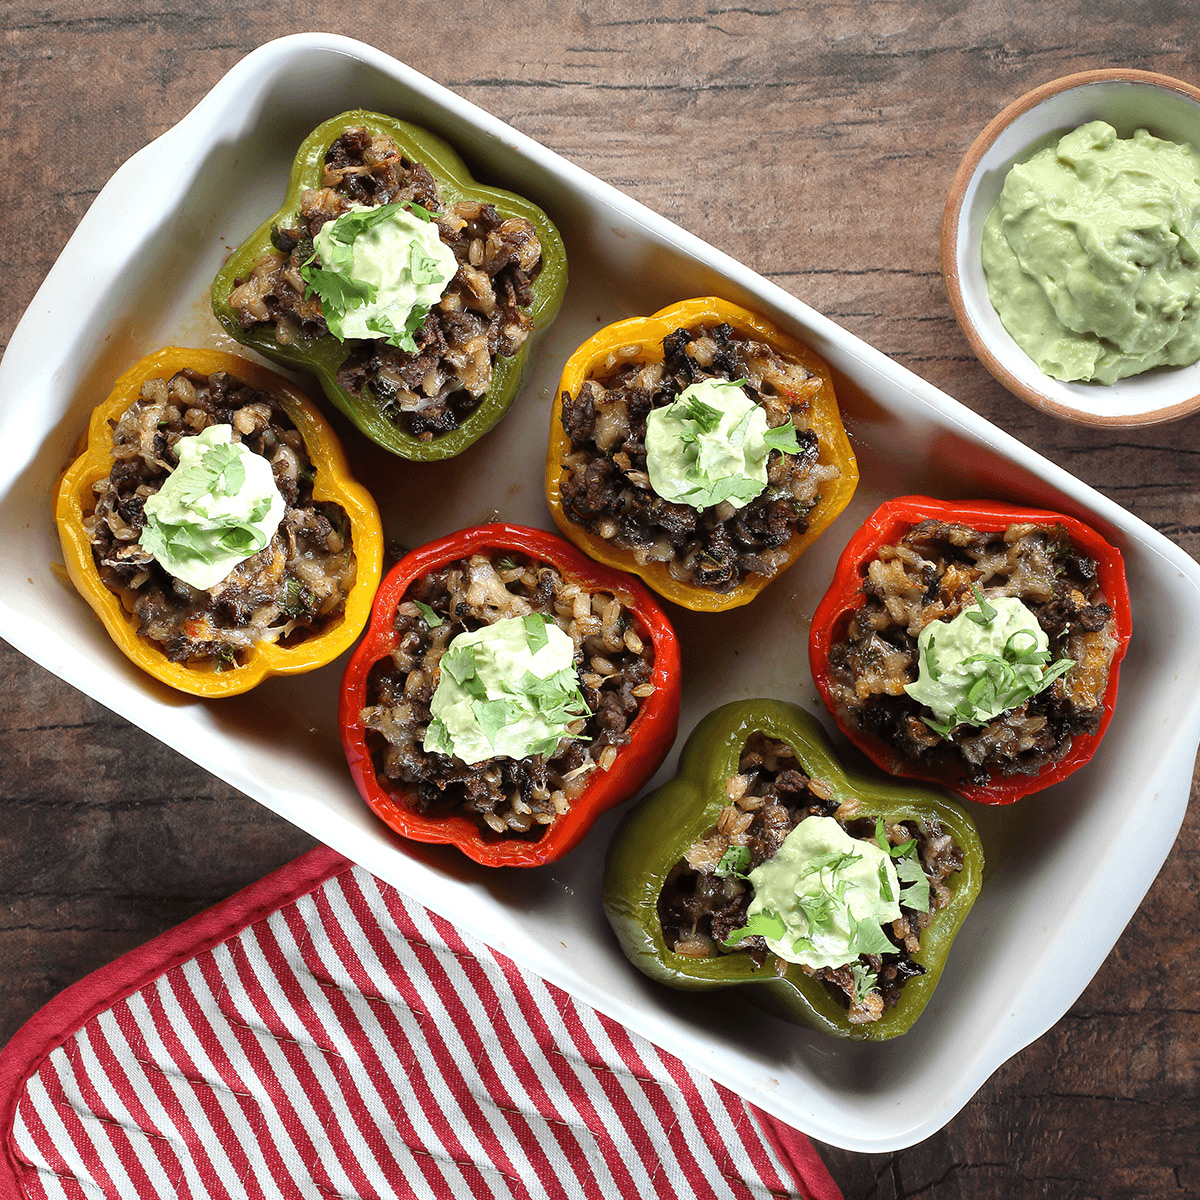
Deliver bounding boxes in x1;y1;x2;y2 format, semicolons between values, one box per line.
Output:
1;34;1197;1152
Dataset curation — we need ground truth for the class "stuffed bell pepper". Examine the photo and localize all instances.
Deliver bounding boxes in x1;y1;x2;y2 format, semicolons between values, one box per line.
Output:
340;523;681;867
213;110;567;461
604;699;982;1040
546;297;858;611
55;347;383;697
809;496;1132;804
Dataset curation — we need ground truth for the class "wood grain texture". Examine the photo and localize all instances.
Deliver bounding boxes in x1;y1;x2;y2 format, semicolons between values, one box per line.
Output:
2;2;1198;1197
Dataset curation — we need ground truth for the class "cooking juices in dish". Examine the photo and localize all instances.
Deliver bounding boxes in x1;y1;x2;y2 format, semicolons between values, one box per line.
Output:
55;347;383;697
340;524;681;867
604;701;983;1040
213;110;567;460
982;120;1200;384
546;297;858;611
809;496;1132;804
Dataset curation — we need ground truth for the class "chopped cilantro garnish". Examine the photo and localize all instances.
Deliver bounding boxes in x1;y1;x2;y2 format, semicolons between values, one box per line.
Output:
528;733;566;759
327;202;405;243
408;238;445;286
282;579;310;619
429;617;591;763
789;933;819;958
847;907;896;957
921;713;958;738
723;909;787;948
874;819;930;912
726;406;756;451
877;858;896;905
300;264;377;312
796;890;837;928
404;201;435;223
440;644;486;701
1004;628;1043;664
213;523;267;556
472;697;519;744
679;394;724;433
874;819;916;860
508;668;589;728
800;848;861;881
414;601;443;628
424;716;454;757
140;505;270;568
682;473;765;509
761;422;800;455
362;304;430;354
522;613;550;654
140;520;210;566
715;845;752;878
850;963;879;1006
896;854;931;914
173;442;246;505
925;634;942;682
965;584;998;626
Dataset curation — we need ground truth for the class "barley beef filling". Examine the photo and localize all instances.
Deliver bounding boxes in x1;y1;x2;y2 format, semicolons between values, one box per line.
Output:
558;322;841;592
658;733;964;1025
84;369;357;668
359;553;656;838
227;126;543;440
826;519;1120;785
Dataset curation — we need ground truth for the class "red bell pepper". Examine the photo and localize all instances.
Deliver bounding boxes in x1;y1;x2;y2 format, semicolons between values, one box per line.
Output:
808;496;1132;804
340;523;681;866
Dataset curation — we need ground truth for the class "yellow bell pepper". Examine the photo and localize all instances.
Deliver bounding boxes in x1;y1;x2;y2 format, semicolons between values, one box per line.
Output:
55;347;384;697
545;297;858;611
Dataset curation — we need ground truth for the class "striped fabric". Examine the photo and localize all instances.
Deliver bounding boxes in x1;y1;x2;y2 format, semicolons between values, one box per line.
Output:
0;849;840;1200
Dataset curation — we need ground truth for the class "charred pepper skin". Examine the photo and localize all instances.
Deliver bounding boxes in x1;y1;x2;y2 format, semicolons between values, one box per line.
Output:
212;110;567;462
603;699;983;1041
808;496;1133;805
545;296;859;612
55;347;384;699
339;523;682;868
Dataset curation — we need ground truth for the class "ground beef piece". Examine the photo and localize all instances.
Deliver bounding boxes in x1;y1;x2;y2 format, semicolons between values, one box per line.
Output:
561;455;626;523
563;381;598;447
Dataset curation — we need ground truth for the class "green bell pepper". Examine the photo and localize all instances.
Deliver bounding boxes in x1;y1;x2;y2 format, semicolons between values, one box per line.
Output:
211;109;567;462
603;699;984;1041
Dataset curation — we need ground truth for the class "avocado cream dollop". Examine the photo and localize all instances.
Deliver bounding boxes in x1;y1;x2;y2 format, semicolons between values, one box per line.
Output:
743;816;901;971
423;614;591;765
139;424;285;591
981;120;1200;384
904;593;1072;731
644;378;797;511
307;201;458;348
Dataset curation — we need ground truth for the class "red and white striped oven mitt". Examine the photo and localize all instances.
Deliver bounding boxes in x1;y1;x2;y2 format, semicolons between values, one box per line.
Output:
0;846;842;1200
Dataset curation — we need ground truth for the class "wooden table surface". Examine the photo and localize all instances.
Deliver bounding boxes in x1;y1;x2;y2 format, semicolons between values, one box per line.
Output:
2;3;1197;1197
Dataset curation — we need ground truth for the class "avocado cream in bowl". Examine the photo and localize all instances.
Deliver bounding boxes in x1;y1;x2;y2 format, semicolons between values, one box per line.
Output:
943;69;1200;425
982;121;1200;385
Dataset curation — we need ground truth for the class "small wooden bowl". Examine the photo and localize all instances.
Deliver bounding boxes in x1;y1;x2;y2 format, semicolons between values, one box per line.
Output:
942;69;1200;427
